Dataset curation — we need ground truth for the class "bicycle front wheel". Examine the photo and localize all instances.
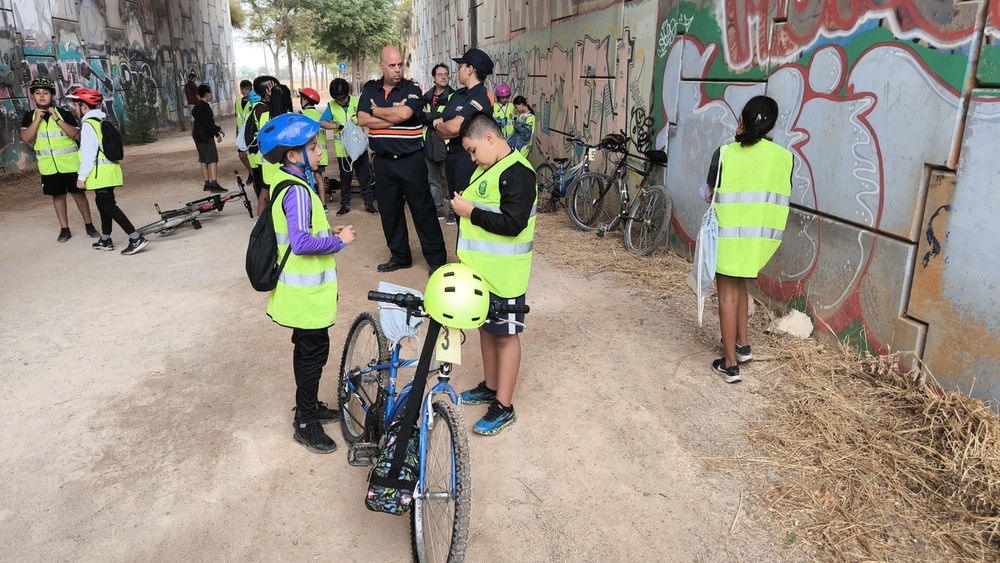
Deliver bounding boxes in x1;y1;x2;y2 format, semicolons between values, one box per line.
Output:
566;172;618;232
624;185;672;256
338;312;388;443
534;163;558;213
412;400;472;563
136;211;200;236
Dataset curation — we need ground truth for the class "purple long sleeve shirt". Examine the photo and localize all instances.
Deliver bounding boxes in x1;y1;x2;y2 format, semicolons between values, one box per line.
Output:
279;167;346;255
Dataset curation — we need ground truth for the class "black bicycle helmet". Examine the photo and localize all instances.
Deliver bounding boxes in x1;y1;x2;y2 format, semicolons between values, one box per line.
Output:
252;75;278;97
329;78;349;99
28;76;56;94
600;133;627;152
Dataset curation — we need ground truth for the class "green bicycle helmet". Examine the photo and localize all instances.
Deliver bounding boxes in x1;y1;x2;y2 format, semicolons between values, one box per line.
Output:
28;76;56;94
424;263;491;329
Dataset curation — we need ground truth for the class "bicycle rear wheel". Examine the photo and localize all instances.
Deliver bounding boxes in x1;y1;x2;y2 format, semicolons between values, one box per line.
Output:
624;185;672;256
136;211;200;236
411;400;471;563
338;312;388;443
534;163;559;213
566;172;619;232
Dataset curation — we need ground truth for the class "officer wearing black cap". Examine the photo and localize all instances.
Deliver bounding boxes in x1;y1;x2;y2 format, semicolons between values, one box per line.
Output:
432;47;494;225
357;45;447;274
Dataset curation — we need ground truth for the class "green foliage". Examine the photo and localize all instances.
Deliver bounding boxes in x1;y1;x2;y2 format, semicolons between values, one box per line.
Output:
230;0;247;29
123;73;158;145
316;0;399;65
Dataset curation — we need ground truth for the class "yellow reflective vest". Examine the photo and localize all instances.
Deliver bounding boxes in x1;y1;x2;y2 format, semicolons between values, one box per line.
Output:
715;139;793;278
267;169;339;329
457;150;536;298
300;107;329;166
83;118;123;190
248;104;266;168
325;97;360;159
32;111;80;176
493;102;515;139
235;96;251;128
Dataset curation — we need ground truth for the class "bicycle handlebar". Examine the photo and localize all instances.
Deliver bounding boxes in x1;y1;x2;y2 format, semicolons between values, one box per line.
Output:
367;291;530;320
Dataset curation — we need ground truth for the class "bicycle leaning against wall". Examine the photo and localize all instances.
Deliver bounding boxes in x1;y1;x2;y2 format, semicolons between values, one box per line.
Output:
534;133;605;214
565;133;672;256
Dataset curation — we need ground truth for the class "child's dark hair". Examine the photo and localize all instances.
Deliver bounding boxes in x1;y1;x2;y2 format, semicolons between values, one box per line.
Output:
734;95;778;147
459;112;502;140
240;79;252;89
197;84;211;97
512;95;533;114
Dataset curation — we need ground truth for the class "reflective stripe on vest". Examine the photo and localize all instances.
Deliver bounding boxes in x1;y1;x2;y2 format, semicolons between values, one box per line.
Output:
266;169;339;329
249;106;269;167
470;200;537;217
714;139;793;278
33;114;80;175
456;150;536;297
83;119;123;189
457;238;533;255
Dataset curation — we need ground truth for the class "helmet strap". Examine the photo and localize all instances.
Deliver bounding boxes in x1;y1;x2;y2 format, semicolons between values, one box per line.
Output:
284;149;315;193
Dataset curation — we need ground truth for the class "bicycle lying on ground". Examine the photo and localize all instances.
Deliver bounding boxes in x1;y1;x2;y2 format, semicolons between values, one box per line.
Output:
136;170;254;236
339;281;528;563
534;135;605;214
566;133;672;256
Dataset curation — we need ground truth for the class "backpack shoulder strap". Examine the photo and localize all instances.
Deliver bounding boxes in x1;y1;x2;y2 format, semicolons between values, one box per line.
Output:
269;178;305;269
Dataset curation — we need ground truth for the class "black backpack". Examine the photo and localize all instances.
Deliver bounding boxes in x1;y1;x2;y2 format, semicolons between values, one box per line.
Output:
90;118;124;162
246;180;296;292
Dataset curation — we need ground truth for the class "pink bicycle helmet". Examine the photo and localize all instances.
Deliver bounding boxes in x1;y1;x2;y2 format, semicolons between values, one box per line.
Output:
495;83;511;98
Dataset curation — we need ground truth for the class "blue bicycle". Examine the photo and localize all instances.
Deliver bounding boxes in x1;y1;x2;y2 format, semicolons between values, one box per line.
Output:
535;136;605;214
338;281;528;563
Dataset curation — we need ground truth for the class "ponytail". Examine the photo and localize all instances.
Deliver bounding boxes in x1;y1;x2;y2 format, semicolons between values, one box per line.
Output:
734;95;778;147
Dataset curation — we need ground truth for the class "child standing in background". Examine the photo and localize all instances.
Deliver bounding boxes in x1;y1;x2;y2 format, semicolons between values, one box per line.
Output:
192;84;226;193
507;96;535;157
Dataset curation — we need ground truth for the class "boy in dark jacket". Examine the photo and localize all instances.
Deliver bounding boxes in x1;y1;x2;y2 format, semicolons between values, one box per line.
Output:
192;84;225;193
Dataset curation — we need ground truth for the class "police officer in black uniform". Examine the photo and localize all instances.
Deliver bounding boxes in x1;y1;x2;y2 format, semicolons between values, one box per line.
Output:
432;48;495;225
357;46;447;273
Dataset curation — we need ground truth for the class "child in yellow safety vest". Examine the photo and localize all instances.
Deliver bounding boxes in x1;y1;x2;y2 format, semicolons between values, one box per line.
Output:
451;113;537;436
298;87;329;208
506;95;536;157
19;76;98;243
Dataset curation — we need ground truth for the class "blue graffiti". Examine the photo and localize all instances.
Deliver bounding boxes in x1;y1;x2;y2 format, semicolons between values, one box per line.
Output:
921;204;952;268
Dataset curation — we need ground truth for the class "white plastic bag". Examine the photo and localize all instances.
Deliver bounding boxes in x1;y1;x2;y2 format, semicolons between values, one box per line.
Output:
341;119;369;163
693;145;723;327
235;119;248;151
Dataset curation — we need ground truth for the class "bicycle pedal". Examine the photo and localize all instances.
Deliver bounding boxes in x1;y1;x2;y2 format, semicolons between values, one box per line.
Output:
347;442;379;467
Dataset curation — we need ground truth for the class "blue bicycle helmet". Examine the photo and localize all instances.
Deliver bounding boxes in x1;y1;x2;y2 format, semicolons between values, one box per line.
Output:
259;113;320;164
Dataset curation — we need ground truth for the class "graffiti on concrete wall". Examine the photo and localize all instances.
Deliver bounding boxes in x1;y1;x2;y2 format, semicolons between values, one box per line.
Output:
1;0;235;172
652;0;1000;400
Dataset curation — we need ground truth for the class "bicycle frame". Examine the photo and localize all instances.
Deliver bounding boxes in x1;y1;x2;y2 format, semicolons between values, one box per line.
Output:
596;145;663;233
343;324;461;502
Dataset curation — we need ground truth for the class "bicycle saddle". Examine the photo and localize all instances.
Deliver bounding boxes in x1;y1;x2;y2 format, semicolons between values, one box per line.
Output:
643;150;667;165
553;157;570;165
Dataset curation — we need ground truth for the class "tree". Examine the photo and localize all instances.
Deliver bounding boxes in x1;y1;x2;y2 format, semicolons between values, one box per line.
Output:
316;0;398;91
229;0;246;29
242;0;301;80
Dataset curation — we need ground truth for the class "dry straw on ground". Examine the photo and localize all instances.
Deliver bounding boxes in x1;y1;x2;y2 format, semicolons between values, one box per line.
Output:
536;211;1000;562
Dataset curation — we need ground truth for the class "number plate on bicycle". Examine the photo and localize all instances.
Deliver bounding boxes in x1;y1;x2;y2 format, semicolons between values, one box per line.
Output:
588;148;597;161
435;326;461;365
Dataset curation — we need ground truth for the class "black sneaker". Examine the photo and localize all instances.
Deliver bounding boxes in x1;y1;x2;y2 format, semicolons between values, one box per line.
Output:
446;210;457;225
337;205;351;215
293;420;338;453
121;236;149;255
92;238;115;251
364;203;378;215
85;224;100;238
293;402;341;426
57;228;71;243
712;358;742;384
736;344;753;363
210;181;226;192
473;399;516;435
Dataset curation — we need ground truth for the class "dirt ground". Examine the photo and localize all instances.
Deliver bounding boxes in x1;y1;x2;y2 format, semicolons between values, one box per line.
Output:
0;117;799;562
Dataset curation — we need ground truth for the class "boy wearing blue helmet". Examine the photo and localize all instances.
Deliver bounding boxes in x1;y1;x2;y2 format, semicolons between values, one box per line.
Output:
259;113;357;454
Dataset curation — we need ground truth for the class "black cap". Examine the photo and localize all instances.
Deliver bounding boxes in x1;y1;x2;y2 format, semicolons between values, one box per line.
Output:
452;48;493;75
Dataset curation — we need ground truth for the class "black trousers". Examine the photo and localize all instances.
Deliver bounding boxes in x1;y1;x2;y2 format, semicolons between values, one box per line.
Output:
338;152;375;207
291;327;330;423
94;188;136;236
251;166;264;198
445;149;477;199
372;152;447;266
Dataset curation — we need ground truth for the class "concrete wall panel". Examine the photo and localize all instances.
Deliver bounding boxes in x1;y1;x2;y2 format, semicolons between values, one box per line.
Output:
4;0;235;172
